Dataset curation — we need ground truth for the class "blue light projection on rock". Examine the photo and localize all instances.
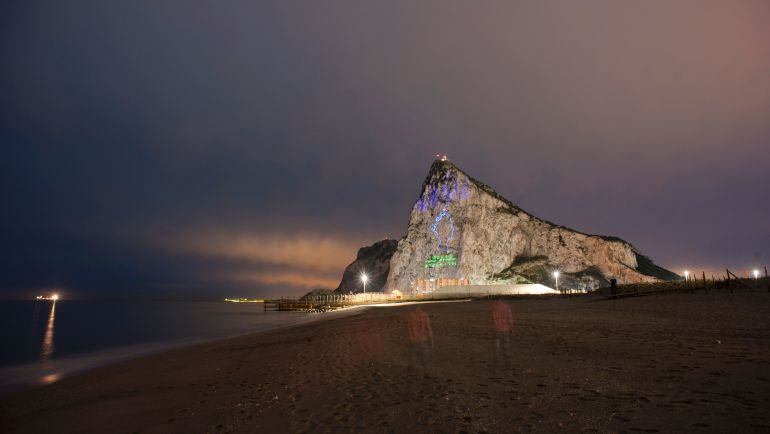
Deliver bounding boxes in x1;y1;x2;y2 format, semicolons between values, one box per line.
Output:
416;165;474;214
417;179;470;212
429;186;438;208
431;208;455;253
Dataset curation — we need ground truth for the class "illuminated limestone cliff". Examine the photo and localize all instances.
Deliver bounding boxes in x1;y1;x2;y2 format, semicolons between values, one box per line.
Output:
383;159;679;293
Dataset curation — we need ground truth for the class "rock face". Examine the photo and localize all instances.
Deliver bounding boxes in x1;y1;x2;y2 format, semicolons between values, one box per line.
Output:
335;239;399;294
300;287;336;300
384;159;679;293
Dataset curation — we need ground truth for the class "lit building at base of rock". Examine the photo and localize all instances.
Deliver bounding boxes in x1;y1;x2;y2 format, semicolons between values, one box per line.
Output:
410;277;469;294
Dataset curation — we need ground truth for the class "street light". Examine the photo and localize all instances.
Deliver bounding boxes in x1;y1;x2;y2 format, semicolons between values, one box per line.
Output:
753;269;760;279
360;273;368;293
684;270;690;281
553;271;560;292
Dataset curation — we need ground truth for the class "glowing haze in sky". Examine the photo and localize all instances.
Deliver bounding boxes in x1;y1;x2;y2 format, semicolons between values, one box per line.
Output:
1;1;769;298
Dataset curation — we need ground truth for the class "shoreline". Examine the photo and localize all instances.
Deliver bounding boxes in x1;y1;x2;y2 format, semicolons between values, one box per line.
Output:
2;292;769;432
0;303;366;395
0;299;471;396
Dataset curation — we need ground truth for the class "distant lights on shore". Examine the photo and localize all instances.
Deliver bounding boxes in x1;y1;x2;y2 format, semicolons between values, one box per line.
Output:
36;293;59;301
753;269;760;279
683;270;690;281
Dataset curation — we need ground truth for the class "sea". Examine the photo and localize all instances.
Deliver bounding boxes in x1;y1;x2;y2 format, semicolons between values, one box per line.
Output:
0;299;328;392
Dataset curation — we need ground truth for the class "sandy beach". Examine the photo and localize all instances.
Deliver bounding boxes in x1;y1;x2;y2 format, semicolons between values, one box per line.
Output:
2;292;770;433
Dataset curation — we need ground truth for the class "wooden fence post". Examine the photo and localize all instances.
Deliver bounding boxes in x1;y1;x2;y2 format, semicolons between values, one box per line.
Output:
726;268;751;292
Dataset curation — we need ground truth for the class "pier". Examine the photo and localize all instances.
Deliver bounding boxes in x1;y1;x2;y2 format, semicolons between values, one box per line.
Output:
264;293;391;311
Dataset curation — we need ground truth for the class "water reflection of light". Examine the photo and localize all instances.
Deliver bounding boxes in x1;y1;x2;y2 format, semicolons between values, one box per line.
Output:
41;300;56;360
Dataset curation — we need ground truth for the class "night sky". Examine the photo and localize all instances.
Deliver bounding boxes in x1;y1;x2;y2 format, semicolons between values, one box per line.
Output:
2;1;769;299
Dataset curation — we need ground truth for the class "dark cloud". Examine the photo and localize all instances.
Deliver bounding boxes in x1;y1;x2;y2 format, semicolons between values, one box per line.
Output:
2;0;769;298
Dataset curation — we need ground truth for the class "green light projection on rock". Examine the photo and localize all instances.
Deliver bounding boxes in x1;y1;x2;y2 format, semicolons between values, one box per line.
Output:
424;254;457;268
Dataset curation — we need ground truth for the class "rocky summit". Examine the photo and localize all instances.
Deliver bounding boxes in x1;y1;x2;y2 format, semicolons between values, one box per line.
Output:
337;159;678;294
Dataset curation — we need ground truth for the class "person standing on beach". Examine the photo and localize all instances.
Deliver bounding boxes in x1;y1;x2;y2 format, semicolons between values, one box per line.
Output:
406;306;433;371
491;299;513;371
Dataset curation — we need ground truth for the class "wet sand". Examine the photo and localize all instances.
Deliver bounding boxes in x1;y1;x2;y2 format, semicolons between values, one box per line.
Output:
1;292;769;433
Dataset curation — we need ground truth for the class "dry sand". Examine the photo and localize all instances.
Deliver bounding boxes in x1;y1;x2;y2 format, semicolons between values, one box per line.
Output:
1;292;770;433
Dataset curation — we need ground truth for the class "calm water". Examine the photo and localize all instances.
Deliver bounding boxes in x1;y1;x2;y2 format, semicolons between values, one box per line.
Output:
0;299;323;390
